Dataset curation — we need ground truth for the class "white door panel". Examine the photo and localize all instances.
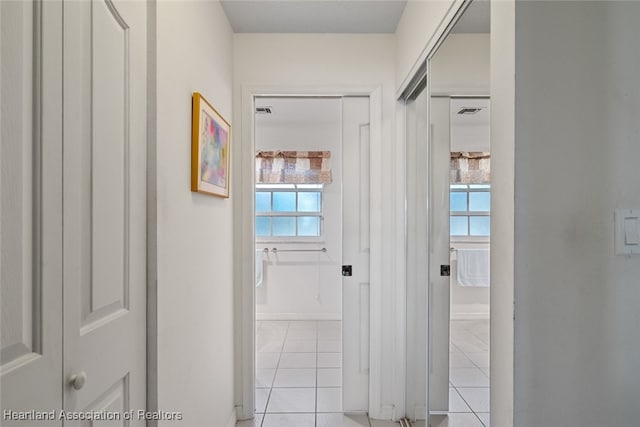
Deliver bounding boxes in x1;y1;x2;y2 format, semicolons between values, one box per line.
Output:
342;96;370;412
1;1;63;424
429;97;451;412
63;0;146;423
1;0;146;422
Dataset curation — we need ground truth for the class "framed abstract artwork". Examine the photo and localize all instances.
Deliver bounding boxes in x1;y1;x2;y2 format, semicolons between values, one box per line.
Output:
191;92;231;197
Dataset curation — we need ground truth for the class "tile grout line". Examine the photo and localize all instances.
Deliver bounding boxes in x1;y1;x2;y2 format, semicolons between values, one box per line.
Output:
257;321;349;426
449;321;490;427
315;320;319;427
458;346;489;378
261;320;289;427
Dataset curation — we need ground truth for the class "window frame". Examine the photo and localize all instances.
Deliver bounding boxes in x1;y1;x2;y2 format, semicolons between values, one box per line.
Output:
255;184;324;242
450;184;491;241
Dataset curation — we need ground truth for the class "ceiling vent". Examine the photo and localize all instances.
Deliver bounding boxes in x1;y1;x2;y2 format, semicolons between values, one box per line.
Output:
457;107;483;115
255;106;272;114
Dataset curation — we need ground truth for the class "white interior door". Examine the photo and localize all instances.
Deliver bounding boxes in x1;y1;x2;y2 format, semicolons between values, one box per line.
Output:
62;0;146;423
405;85;429;420
428;97;451;412
342;96;370;412
1;1;63;424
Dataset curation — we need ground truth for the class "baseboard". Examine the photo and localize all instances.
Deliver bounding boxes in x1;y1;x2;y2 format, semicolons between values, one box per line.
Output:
378;404;394;420
450;312;490;320
225;408;237;427
411;405;427;420
256;312;341;321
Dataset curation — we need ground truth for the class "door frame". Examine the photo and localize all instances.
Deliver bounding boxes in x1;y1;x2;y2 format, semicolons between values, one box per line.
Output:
234;85;383;421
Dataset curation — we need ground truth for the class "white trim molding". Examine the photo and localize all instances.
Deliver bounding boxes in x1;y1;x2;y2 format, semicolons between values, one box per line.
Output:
392;101;408;421
256;313;342;321
450;312;490;321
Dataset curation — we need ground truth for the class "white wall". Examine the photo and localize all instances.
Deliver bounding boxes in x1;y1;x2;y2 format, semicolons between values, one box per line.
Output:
513;2;640;426
255;97;342;320
233;33;399;419
430;33;490;95
154;2;235;426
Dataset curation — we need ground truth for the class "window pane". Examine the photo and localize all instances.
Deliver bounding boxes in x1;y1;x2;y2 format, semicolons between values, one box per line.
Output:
256;217;271;236
272;217;296;236
450;192;468;212
470;216;490;236
298;192;321;212
450;184;468;189
298;217;320;236
469;192;491;211
450;216;468;236
256;192;271;212
469;184;490;189
273;192;296;212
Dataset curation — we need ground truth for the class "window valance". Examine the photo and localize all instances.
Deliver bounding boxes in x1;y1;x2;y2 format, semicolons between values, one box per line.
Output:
450;152;490;184
255;151;332;184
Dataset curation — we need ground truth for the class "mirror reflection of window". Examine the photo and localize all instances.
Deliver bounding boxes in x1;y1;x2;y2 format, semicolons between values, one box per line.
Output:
450;184;491;237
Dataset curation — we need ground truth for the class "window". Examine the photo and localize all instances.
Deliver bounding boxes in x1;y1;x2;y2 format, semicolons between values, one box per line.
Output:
450;184;490;237
255;184;323;239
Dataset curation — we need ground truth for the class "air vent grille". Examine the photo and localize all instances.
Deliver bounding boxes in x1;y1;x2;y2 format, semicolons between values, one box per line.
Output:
457;107;483;115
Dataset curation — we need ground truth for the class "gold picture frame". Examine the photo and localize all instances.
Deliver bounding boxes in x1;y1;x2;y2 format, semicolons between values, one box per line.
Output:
191;92;231;198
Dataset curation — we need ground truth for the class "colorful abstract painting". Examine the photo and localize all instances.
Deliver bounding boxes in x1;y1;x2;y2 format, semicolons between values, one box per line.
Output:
191;92;231;197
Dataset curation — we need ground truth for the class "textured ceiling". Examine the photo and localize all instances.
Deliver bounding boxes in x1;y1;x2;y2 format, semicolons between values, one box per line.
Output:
221;0;407;33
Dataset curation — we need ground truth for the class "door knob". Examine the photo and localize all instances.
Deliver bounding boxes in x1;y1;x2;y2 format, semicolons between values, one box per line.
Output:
69;371;87;390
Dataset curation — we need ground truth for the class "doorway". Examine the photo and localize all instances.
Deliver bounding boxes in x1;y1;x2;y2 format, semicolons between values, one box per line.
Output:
251;96;371;426
444;97;491;427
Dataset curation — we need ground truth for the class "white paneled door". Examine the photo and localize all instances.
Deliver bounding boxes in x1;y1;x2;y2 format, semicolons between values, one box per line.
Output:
1;0;146;425
1;1;63;424
429;97;452;412
342;96;370;412
62;0;147;424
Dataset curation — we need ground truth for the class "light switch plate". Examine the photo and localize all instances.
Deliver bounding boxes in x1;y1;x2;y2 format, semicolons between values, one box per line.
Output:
615;209;640;255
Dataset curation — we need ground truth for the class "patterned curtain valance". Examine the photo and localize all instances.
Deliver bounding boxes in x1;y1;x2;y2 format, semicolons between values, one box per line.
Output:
256;151;332;184
450;152;491;184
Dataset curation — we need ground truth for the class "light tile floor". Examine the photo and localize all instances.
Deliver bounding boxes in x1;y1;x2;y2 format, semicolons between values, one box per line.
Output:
446;319;490;427
240;319;489;427
243;320;369;427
